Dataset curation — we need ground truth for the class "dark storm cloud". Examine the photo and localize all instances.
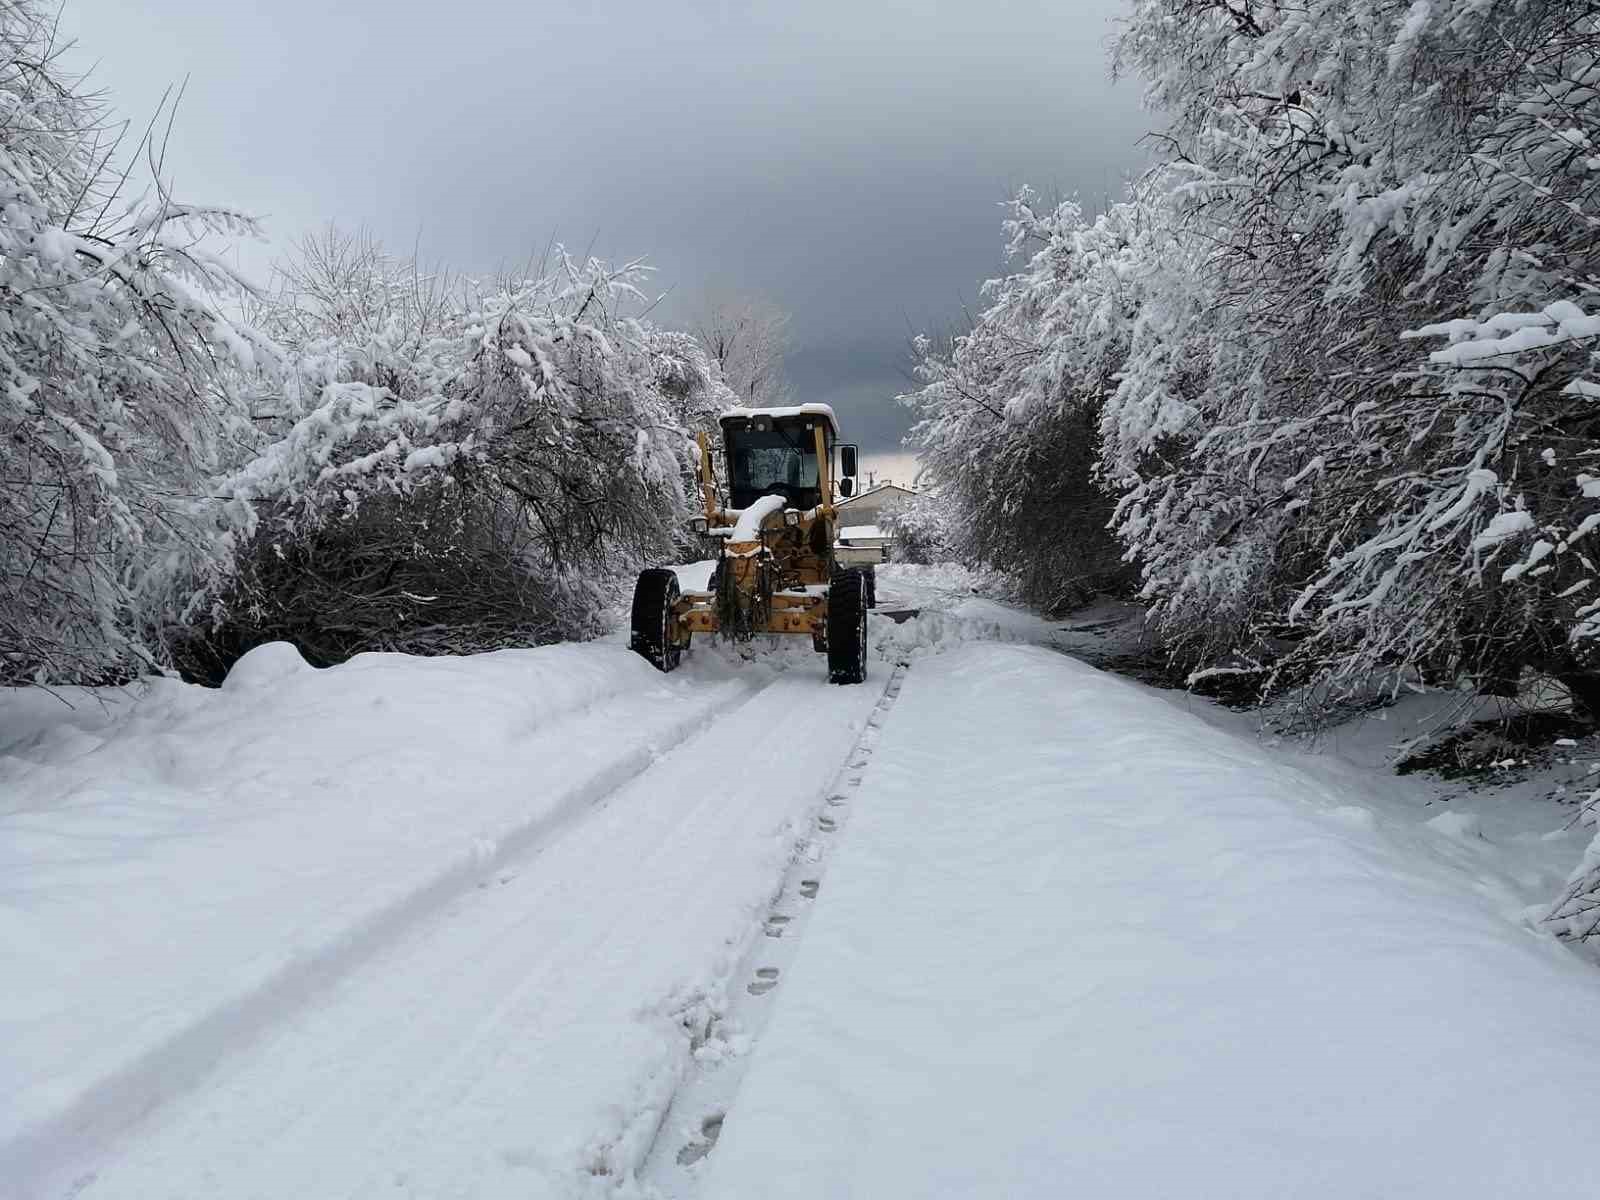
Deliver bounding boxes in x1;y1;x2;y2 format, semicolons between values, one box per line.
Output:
786;337;917;452
61;0;1150;448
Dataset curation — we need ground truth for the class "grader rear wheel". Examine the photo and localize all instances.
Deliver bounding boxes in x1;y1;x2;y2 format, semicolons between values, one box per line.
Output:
827;568;868;685
630;568;685;673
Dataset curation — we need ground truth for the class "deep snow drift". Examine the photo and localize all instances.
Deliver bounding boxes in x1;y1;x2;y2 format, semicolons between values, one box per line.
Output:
701;644;1600;1198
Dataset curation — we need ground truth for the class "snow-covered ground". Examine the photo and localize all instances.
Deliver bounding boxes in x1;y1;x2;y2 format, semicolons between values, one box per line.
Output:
700;645;1600;1197
4;563;1600;1197
1;630;905;1196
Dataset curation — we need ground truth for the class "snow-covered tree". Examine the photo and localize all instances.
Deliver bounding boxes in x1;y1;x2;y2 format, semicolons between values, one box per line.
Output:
1103;0;1600;704
693;294;792;408
648;327;739;438
878;489;954;565
906;0;1600;720
1294;4;1600;709
174;233;714;676
902;192;1147;609
0;0;272;683
247;225;460;422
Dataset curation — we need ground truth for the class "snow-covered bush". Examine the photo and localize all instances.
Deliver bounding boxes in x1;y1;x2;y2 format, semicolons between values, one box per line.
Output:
911;0;1600;724
0;0;271;683
879;490;953;566
170;483;593;682
175;233;718;674
1101;0;1600;705
901;194;1144;611
1293;8;1600;710
646;325;740;561
1546;795;1600;944
649;327;738;438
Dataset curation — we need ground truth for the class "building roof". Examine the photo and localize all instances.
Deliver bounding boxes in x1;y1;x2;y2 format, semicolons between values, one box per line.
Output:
837;482;917;507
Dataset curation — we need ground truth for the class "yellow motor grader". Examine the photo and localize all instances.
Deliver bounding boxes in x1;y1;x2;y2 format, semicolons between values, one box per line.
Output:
629;404;870;683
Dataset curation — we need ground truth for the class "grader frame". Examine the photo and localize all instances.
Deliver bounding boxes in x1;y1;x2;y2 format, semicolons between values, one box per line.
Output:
629;404;869;684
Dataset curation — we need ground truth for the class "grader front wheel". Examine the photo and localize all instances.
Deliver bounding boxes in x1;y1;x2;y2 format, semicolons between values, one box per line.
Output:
827;568;869;685
631;568;685;673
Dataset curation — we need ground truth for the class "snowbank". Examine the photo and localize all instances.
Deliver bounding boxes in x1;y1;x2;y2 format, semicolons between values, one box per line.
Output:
874;561;986;595
867;563;1068;664
703;644;1600;1198
870;605;1024;663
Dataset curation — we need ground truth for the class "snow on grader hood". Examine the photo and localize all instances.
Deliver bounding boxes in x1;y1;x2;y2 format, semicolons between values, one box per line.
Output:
629;406;872;684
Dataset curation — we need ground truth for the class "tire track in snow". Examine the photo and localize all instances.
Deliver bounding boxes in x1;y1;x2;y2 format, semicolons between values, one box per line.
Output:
55;666;886;1199
638;662;909;1197
8;671;779;1200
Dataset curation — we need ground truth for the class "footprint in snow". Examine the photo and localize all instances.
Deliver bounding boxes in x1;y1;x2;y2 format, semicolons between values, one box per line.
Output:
763;914;791;938
747;967;780;996
676;1113;725;1166
818;815;837;832
799;879;820;900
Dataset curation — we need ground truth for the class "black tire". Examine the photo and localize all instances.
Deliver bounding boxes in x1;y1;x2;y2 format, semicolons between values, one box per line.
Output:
630;568;684;672
827;568;868;685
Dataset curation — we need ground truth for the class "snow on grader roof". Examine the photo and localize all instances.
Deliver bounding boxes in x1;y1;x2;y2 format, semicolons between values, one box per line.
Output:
718;403;840;437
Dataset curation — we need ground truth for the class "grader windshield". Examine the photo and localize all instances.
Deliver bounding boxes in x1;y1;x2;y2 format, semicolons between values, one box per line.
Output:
729;430;819;508
722;412;832;510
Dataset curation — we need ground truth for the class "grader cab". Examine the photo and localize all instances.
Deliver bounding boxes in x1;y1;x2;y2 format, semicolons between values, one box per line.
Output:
629;404;870;683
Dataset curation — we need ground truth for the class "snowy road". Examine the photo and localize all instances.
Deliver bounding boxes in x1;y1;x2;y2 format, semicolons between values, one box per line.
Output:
2;637;892;1199
52;671;884;1199
7;567;1600;1197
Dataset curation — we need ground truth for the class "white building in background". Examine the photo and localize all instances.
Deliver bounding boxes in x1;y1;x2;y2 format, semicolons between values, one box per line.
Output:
835;481;917;526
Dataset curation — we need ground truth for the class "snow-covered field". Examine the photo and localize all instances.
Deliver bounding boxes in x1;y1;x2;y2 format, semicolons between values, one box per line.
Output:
4;564;1600;1196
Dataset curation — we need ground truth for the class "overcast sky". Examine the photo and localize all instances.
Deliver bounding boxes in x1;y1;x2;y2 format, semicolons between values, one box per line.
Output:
59;0;1149;457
